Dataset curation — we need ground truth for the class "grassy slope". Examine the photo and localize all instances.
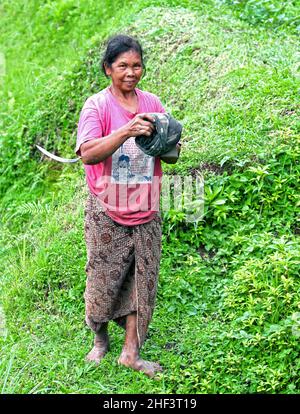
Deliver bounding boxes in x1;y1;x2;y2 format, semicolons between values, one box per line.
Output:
0;0;300;393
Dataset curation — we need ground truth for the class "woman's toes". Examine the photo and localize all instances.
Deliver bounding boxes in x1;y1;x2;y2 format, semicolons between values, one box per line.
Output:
85;346;108;364
118;356;163;378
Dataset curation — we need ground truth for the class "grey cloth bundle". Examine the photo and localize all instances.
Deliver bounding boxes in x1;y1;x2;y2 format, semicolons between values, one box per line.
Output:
135;113;182;157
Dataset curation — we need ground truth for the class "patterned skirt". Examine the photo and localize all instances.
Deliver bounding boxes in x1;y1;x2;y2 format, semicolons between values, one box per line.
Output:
83;191;162;347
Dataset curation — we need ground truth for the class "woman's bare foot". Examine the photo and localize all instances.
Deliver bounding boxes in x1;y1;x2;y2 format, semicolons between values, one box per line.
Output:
86;331;109;364
118;352;163;378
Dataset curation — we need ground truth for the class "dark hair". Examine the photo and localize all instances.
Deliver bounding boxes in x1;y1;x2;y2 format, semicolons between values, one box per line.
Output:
101;34;146;78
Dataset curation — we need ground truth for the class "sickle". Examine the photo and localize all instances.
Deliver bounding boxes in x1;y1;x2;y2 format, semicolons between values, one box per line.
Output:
36;145;81;163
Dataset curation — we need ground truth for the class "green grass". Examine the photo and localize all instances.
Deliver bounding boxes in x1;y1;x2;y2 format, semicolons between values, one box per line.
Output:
0;0;300;393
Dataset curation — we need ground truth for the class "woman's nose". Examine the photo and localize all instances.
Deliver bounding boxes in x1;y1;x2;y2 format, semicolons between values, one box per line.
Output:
126;67;135;76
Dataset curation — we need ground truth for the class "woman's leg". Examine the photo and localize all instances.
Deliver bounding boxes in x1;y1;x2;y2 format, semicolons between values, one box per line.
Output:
118;312;163;378
84;193;135;364
86;322;109;364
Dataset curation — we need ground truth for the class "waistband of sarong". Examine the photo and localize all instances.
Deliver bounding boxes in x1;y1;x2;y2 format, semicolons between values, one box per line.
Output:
86;190;161;229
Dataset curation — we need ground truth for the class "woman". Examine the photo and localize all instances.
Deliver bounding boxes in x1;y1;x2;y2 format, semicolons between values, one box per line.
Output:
75;34;181;378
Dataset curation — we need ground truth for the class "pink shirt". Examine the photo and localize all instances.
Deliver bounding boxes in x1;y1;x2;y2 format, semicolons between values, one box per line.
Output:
75;86;166;226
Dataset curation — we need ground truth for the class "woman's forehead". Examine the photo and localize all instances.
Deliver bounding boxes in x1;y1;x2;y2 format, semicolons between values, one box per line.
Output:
114;50;142;63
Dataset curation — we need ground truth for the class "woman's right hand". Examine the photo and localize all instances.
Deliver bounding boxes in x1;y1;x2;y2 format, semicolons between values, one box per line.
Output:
80;114;155;165
122;113;155;138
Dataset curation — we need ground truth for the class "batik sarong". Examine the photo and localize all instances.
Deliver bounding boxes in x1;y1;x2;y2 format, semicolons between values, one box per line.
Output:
83;191;162;347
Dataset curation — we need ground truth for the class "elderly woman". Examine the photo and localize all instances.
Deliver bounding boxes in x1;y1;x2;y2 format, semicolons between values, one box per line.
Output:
75;34;181;378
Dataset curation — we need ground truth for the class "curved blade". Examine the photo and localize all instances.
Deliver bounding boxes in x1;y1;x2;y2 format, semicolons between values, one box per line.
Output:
36;145;80;163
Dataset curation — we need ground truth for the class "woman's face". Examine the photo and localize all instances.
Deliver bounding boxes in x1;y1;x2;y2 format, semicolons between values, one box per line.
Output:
105;49;143;92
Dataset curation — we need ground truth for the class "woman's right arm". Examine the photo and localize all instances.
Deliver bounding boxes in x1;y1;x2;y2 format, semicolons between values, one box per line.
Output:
80;128;129;165
80;113;155;165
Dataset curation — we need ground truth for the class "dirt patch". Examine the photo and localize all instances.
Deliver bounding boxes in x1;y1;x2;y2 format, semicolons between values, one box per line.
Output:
164;341;178;350
280;108;297;116
198;245;216;260
189;162;231;177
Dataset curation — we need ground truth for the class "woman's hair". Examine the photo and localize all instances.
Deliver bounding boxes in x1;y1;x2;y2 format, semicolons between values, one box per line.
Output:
101;34;146;78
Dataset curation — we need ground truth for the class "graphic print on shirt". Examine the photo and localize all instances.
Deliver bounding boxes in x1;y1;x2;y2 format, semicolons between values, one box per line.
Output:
111;136;155;184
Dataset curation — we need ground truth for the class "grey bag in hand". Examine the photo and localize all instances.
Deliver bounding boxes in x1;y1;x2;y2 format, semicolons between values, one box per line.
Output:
135;113;182;159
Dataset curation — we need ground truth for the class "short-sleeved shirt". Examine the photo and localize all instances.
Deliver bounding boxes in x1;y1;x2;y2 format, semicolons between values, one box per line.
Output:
75;86;166;226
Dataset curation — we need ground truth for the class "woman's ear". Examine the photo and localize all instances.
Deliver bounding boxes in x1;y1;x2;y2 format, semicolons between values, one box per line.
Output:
141;66;146;79
104;63;111;77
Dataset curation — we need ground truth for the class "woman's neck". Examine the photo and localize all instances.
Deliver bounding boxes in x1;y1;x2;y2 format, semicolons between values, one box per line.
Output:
109;84;137;101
